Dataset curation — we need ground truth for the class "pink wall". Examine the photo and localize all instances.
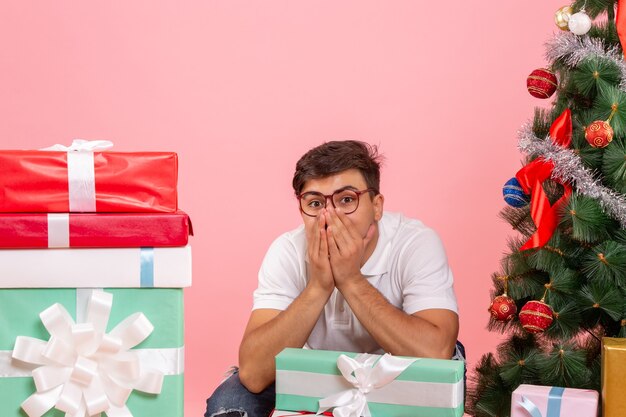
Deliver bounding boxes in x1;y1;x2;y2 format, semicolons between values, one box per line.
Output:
0;1;568;414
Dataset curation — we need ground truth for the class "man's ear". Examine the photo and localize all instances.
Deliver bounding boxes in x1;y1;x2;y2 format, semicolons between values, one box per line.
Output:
373;194;384;221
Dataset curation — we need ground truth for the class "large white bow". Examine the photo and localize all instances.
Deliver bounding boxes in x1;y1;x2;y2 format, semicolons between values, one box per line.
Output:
11;290;164;417
317;354;418;417
41;139;114;152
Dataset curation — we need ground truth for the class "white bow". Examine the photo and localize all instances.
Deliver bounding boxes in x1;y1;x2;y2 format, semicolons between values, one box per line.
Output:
41;139;114;152
317;354;418;417
11;290;163;417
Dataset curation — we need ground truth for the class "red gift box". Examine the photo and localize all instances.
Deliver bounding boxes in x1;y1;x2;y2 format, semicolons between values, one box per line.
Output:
0;211;192;248
0;149;177;213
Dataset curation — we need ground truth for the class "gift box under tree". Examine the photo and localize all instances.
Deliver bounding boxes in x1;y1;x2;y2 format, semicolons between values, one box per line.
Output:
602;337;626;417
510;384;598;417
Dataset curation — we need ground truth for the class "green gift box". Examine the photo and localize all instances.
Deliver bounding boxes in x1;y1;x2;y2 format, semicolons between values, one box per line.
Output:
275;348;464;417
0;288;184;417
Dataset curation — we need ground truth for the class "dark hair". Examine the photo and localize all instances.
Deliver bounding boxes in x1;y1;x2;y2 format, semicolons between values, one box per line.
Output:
292;140;383;195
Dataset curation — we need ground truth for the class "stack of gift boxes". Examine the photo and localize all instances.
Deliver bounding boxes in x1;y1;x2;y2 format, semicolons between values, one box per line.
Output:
0;140;191;417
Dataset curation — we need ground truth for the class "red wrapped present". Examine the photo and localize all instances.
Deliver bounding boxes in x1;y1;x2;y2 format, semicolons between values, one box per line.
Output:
0;140;177;213
0;211;192;248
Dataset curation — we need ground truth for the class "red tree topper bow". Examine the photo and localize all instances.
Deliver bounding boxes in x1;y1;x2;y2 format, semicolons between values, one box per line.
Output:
515;109;573;251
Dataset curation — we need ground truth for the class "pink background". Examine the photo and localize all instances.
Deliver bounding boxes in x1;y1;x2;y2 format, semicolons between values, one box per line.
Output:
0;1;568;415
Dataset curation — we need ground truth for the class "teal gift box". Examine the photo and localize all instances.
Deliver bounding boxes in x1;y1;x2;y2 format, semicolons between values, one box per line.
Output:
275;348;464;417
0;288;184;417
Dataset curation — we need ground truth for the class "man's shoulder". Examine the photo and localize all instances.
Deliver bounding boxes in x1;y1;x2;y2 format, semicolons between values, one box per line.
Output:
381;211;432;237
380;211;444;253
279;223;306;241
268;223;306;252
260;224;307;274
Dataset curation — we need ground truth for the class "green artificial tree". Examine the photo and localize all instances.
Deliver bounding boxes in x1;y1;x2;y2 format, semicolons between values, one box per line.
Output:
468;2;626;416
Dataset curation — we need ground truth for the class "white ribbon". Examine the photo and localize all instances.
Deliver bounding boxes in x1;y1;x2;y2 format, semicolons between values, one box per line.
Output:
11;289;164;417
1;348;183;378
40;139;114;212
48;214;70;248
518;396;543;417
317;354;418;417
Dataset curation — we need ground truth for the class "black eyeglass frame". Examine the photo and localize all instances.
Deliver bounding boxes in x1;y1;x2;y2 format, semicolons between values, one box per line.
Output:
296;188;378;217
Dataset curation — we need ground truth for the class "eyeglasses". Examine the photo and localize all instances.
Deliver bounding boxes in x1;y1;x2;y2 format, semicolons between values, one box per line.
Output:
297;188;377;217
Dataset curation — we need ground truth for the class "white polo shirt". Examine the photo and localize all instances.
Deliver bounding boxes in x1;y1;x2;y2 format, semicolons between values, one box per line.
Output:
252;211;458;353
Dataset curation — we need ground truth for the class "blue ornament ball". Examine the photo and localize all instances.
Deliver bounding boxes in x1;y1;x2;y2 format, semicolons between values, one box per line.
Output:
503;178;530;208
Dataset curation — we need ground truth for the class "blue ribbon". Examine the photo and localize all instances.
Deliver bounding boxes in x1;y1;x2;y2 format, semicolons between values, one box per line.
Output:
519;386;565;417
546;387;564;417
140;247;154;287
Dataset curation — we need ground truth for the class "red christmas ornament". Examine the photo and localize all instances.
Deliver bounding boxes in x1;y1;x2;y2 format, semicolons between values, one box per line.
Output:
527;68;558;99
488;294;517;322
519;300;554;333
585;120;614;148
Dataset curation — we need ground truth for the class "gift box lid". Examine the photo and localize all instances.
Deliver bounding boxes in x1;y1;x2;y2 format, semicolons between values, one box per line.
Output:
276;348;464;383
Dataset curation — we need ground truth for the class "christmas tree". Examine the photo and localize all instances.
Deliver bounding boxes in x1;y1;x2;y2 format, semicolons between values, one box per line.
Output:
468;2;626;416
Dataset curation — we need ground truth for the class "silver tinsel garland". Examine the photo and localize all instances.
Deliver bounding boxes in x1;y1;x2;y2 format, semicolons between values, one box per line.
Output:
518;123;626;228
545;32;626;90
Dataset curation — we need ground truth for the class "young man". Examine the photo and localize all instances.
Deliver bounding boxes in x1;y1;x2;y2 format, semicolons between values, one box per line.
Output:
205;140;462;417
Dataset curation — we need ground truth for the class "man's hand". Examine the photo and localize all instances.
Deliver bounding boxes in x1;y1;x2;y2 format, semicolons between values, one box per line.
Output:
325;206;376;289
305;210;335;294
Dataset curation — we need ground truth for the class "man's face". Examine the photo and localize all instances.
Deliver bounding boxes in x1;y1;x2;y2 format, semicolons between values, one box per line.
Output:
299;169;384;238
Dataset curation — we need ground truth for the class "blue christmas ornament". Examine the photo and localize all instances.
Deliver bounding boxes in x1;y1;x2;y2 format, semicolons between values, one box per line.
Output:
503;177;530;208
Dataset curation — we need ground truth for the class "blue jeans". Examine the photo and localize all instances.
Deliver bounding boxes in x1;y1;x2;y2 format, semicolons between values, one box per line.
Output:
205;341;466;417
205;369;276;417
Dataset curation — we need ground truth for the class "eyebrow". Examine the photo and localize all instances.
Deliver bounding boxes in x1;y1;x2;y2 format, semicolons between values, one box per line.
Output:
334;185;359;193
304;185;359;194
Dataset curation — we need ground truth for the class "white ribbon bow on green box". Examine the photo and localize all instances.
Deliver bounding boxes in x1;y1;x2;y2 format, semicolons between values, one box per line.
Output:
317;353;418;417
9;290;169;417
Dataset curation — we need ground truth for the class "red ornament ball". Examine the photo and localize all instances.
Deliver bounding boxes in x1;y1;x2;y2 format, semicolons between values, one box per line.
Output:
585;120;614;148
519;300;554;333
527;68;558;99
488;295;517;322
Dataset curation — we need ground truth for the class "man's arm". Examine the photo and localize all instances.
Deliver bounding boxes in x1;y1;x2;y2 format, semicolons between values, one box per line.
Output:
325;206;458;358
238;285;330;393
337;279;458;358
239;213;334;393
